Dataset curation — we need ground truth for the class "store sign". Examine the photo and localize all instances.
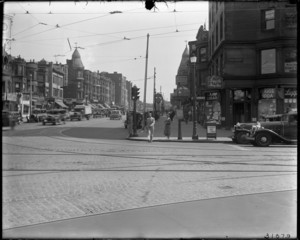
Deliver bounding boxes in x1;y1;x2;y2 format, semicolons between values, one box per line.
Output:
284;88;297;98
284;62;297;73
176;75;188;86
260;88;275;99
176;109;184;120
205;92;219;101
207;75;223;89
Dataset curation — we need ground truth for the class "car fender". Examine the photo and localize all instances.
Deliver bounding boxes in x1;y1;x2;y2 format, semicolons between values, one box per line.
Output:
232;128;251;140
254;129;292;144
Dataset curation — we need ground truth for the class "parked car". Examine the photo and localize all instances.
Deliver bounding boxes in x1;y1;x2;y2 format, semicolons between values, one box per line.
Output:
110;110;122;120
231;114;283;144
32;108;47;122
43;109;66;125
246;111;297;147
124;111;143;129
2;110;21;127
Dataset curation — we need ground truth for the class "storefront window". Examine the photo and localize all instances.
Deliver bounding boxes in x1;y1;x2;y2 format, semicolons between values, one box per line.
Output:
233;89;251;101
258;88;276;120
284;88;297;113
205;92;221;124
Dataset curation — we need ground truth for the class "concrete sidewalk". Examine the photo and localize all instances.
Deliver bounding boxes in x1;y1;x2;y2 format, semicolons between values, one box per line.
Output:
128;115;234;143
3;190;296;238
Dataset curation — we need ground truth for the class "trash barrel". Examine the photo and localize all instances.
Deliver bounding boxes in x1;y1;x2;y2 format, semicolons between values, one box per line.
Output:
206;120;217;139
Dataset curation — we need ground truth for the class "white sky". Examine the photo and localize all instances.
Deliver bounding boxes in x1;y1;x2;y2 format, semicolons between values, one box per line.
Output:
4;1;208;103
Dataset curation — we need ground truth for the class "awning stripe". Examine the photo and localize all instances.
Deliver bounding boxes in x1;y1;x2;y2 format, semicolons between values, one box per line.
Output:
55;100;68;108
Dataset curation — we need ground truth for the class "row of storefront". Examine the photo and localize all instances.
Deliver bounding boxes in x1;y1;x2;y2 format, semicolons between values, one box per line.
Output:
197;84;297;128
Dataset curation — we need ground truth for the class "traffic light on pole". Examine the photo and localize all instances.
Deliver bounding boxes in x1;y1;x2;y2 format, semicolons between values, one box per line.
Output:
131;86;136;100
135;87;140;100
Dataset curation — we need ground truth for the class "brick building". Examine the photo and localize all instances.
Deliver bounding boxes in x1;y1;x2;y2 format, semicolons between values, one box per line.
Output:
205;1;297;128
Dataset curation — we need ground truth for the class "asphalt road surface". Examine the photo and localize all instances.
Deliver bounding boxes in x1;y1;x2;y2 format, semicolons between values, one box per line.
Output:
2;116;297;238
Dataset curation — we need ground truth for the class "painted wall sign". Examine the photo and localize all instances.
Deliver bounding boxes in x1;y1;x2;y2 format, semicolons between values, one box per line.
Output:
207;75;223;89
176;75;188;86
260;88;275;99
284;88;297;98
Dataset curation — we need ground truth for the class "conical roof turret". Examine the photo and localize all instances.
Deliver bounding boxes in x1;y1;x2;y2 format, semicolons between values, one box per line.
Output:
72;48;84;69
177;45;189;74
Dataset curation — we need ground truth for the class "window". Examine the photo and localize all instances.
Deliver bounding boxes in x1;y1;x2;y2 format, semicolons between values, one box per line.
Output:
261;49;276;74
263;9;275;30
200;48;207;62
284;48;297;73
220;13;223;40
216;22;219;46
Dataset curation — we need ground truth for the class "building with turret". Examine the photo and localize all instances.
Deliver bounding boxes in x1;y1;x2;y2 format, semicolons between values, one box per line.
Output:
64;48;85;104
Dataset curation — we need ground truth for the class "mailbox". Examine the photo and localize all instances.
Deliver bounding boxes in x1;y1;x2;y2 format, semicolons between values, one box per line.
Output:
206;120;217;139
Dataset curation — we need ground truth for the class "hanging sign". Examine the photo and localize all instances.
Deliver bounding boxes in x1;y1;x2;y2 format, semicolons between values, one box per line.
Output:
207;75;223;89
205;92;219;101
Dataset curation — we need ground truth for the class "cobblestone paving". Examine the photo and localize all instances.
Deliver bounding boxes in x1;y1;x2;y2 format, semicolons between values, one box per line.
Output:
2;136;297;229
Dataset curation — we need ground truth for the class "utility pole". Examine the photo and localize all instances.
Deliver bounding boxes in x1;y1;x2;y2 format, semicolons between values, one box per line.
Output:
143;33;150;116
153;67;156;114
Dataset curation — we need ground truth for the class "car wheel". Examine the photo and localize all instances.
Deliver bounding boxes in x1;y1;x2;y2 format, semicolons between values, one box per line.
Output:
255;132;272;147
236;132;250;144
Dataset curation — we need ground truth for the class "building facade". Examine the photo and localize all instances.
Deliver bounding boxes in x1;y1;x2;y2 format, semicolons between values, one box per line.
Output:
207;1;297;128
102;71;127;108
65;48;85;104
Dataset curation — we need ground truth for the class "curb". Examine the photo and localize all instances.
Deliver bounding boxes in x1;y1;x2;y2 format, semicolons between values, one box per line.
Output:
127;137;234;143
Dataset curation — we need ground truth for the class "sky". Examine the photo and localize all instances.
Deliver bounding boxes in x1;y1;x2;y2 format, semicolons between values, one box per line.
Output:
3;1;208;103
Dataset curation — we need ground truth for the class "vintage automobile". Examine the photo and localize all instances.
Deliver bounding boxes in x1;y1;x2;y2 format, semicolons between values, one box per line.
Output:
124;111;143;129
32;108;47;122
232;114;283;144
246;111;297;147
110;110;122;120
43;109;66;125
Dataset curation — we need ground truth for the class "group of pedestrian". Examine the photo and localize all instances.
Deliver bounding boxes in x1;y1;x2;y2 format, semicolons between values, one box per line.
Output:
128;111;175;142
146;111;174;142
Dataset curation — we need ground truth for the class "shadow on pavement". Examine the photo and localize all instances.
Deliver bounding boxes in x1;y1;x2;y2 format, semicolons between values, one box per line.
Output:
62;127;129;140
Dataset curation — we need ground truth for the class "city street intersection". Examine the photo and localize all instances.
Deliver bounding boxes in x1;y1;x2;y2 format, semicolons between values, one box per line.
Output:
2;116;297;238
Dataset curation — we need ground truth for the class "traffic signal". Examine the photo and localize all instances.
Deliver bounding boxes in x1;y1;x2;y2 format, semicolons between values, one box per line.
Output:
135;87;140;100
131;86;140;101
131;87;136;100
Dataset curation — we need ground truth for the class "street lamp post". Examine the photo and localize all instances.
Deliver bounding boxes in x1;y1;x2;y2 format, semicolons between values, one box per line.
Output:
190;55;198;140
29;73;32;117
177;87;182;140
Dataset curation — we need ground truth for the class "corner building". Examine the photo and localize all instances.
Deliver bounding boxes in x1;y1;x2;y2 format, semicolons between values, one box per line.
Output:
208;1;297;128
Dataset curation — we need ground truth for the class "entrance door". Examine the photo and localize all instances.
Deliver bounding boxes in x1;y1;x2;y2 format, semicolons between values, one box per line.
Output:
233;102;245;123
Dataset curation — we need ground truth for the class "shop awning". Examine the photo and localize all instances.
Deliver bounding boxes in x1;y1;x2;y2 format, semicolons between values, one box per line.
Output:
55;100;68;109
90;104;97;109
97;104;105;109
103;103;110;108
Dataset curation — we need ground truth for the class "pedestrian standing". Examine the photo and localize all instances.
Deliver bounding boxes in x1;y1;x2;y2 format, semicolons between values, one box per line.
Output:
127;112;133;137
170;110;175;121
146;112;155;142
164;114;172;139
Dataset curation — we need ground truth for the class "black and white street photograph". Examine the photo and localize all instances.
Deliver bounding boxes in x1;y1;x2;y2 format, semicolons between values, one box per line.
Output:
2;0;297;239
